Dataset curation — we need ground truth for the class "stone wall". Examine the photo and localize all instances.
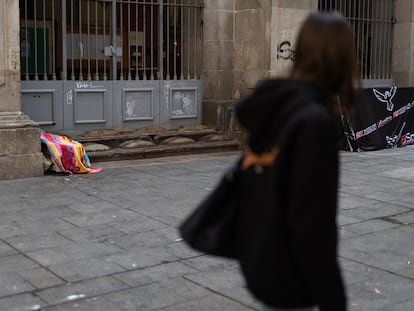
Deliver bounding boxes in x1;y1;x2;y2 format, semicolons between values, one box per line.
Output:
201;0;316;131
393;0;414;86
0;0;43;180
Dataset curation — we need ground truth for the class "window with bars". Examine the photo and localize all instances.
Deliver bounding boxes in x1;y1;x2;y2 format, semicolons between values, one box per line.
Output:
319;0;394;86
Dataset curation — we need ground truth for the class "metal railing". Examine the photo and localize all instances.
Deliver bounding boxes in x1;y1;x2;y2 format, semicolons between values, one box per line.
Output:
19;0;203;81
319;0;394;83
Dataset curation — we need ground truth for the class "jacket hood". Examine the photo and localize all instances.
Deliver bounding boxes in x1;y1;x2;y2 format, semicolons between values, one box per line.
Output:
235;78;326;152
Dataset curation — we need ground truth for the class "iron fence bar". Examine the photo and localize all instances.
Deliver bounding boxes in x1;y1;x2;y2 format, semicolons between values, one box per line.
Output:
34;0;39;80
173;0;177;79
24;0;29;80
111;0;117;80
186;0;190;80
143;3;147;79
159;0;163;81
87;0;92;80
362;0;368;79
354;0;361;78
52;0;56;80
166;1;170;79
378;0;383;79
95;0;99;80
119;1;124;80
386;0;392;79
180;0;183;80
62;0;67;80
70;0;75;79
103;1;107;80
150;3;154;80
135;2;139;80
42;0;46;80
127;0;132;80
79;0;83;80
193;2;197;79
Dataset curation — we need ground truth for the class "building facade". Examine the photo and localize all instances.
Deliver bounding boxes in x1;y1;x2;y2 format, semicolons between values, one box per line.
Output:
1;0;413;179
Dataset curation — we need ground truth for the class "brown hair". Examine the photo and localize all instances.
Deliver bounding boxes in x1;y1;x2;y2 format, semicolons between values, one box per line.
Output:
291;12;361;109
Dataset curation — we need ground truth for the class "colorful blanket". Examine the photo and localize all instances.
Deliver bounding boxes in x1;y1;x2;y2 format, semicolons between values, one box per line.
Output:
40;131;101;174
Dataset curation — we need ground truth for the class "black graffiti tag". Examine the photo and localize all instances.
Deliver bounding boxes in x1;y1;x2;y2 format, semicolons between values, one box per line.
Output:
277;41;295;61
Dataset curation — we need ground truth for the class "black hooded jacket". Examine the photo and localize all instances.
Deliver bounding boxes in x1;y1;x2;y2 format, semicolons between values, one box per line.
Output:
235;79;346;311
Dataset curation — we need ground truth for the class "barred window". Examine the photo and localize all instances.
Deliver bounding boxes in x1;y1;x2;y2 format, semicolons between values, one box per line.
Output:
319;0;394;86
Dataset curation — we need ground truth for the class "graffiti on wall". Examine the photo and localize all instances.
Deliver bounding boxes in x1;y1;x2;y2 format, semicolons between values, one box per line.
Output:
277;41;295;61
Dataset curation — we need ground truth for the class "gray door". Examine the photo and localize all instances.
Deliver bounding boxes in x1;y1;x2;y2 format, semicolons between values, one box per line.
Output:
20;0;203;133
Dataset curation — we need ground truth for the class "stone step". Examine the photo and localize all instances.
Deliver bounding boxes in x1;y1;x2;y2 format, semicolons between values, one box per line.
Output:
87;140;241;162
62;125;241;163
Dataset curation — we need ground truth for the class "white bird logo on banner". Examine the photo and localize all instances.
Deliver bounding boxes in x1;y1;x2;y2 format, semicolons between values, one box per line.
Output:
373;86;397;112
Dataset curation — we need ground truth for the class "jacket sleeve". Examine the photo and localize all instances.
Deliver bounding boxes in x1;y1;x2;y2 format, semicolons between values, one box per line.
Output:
285;108;347;311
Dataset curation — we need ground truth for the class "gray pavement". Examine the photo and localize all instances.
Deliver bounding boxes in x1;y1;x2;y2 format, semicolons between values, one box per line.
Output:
0;149;413;311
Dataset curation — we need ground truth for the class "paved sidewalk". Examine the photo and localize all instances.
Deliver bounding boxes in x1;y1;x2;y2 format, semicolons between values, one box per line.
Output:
0;149;413;311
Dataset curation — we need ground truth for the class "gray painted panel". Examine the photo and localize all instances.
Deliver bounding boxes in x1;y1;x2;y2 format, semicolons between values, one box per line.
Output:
122;88;154;121
21;90;54;125
63;81;113;131
170;87;197;119
74;89;106;124
21;81;64;132
113;81;160;129
161;80;202;127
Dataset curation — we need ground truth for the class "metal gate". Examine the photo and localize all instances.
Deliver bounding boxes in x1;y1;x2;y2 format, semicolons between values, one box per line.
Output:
319;0;394;87
19;0;203;132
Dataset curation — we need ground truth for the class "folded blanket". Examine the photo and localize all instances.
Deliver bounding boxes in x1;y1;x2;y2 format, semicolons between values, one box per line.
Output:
40;131;100;174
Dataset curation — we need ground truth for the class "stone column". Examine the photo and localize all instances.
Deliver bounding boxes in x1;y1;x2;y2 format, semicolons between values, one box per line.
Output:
0;0;43;180
393;0;414;86
201;0;236;130
270;0;318;77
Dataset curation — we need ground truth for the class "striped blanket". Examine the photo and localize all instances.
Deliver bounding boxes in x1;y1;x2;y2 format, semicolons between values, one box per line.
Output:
40;131;101;174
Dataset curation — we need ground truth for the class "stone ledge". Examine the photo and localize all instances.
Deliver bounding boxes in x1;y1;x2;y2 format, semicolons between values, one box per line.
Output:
88;141;241;162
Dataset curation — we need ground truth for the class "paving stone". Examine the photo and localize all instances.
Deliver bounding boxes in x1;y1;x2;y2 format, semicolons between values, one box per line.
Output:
341;201;409;221
341;226;414;278
104;246;178;270
182;254;239;272
47;257;126;282
343;219;400;234
0;240;18;257
183;268;260;309
165;241;203;259
61;208;141;227
110;216;167;234
389;210;414;225
113;261;197;287
26;242;122;267
35;276;129;305
0;272;35;297
43;296;120;311
0;293;47;311
103;282;188;311
0;224;26;239
0;255;40;273
161;293;255;311
58;224;125;243
5;232;74;252
17;267;65;289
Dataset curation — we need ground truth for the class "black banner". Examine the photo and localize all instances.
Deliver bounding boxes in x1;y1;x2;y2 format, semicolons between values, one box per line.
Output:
342;87;414;151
